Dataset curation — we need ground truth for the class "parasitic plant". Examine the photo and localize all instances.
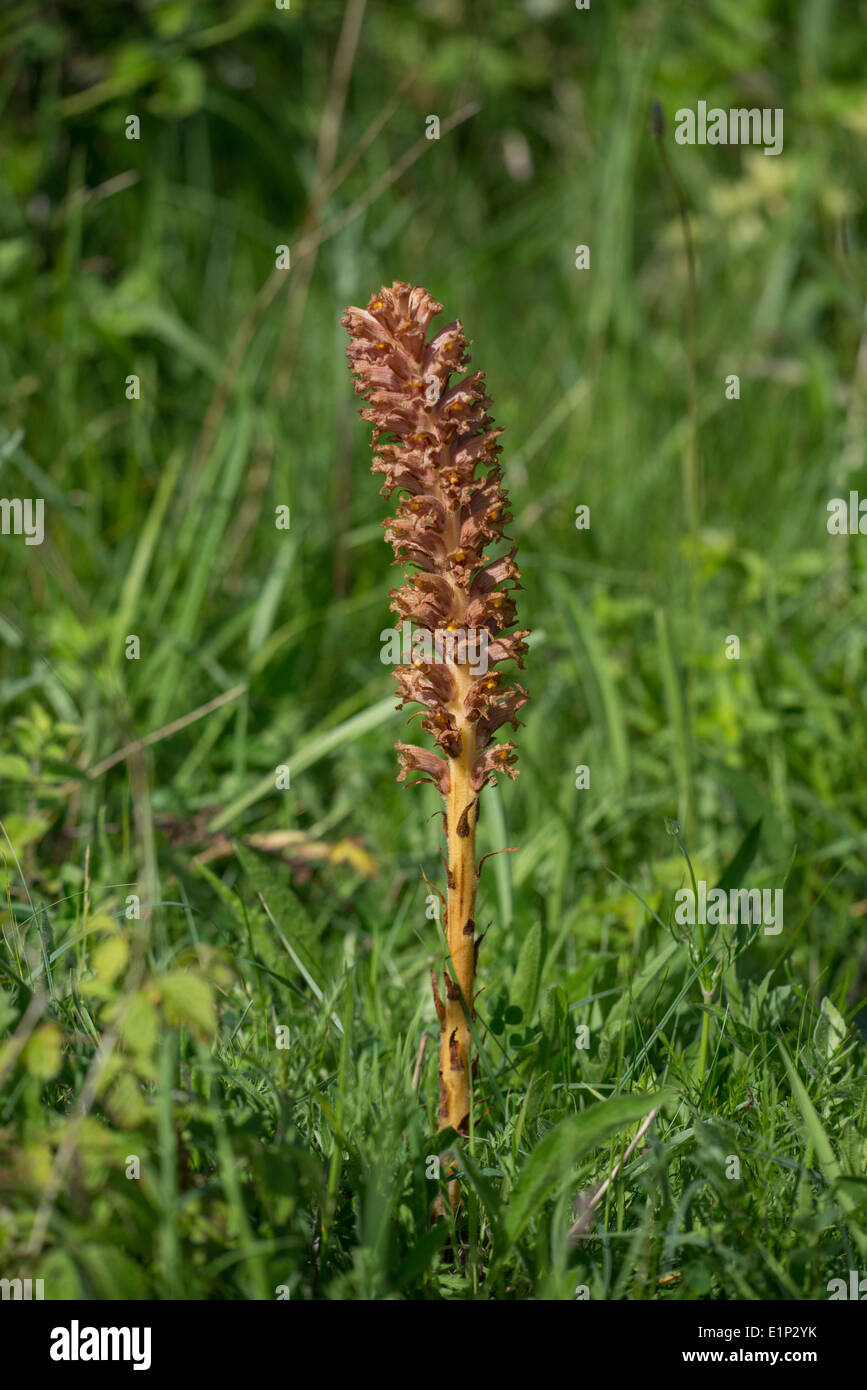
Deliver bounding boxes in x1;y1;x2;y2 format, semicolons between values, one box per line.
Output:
342;282;529;1144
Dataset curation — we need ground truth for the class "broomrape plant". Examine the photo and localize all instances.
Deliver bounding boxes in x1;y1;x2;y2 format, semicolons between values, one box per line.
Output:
343;282;529;1144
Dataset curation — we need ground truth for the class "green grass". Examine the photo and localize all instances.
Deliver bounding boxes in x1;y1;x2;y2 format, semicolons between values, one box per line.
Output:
1;0;866;1300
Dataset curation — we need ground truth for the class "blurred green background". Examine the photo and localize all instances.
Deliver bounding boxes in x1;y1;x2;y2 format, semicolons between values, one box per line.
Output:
1;0;866;1300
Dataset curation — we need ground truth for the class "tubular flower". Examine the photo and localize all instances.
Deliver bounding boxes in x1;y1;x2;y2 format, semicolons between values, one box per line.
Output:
342;281;529;1157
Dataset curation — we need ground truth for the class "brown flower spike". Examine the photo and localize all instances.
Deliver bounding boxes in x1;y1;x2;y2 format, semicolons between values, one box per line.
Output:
342;282;529;1144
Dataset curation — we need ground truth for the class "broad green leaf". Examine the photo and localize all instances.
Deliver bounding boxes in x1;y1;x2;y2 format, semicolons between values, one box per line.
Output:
504;1091;668;1244
109;989;159;1058
1;814;49;853
89;934;129;988
540;984;567;1049
510;920;544;1023
105;1071;148;1127
39;1248;83;1299
23;1022;62;1079
814;996;848;1062
235;842;325;990
159;972;216;1041
0;753;32;780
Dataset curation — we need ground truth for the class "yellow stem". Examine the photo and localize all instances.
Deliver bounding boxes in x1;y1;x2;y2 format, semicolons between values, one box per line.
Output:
438;723;477;1135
